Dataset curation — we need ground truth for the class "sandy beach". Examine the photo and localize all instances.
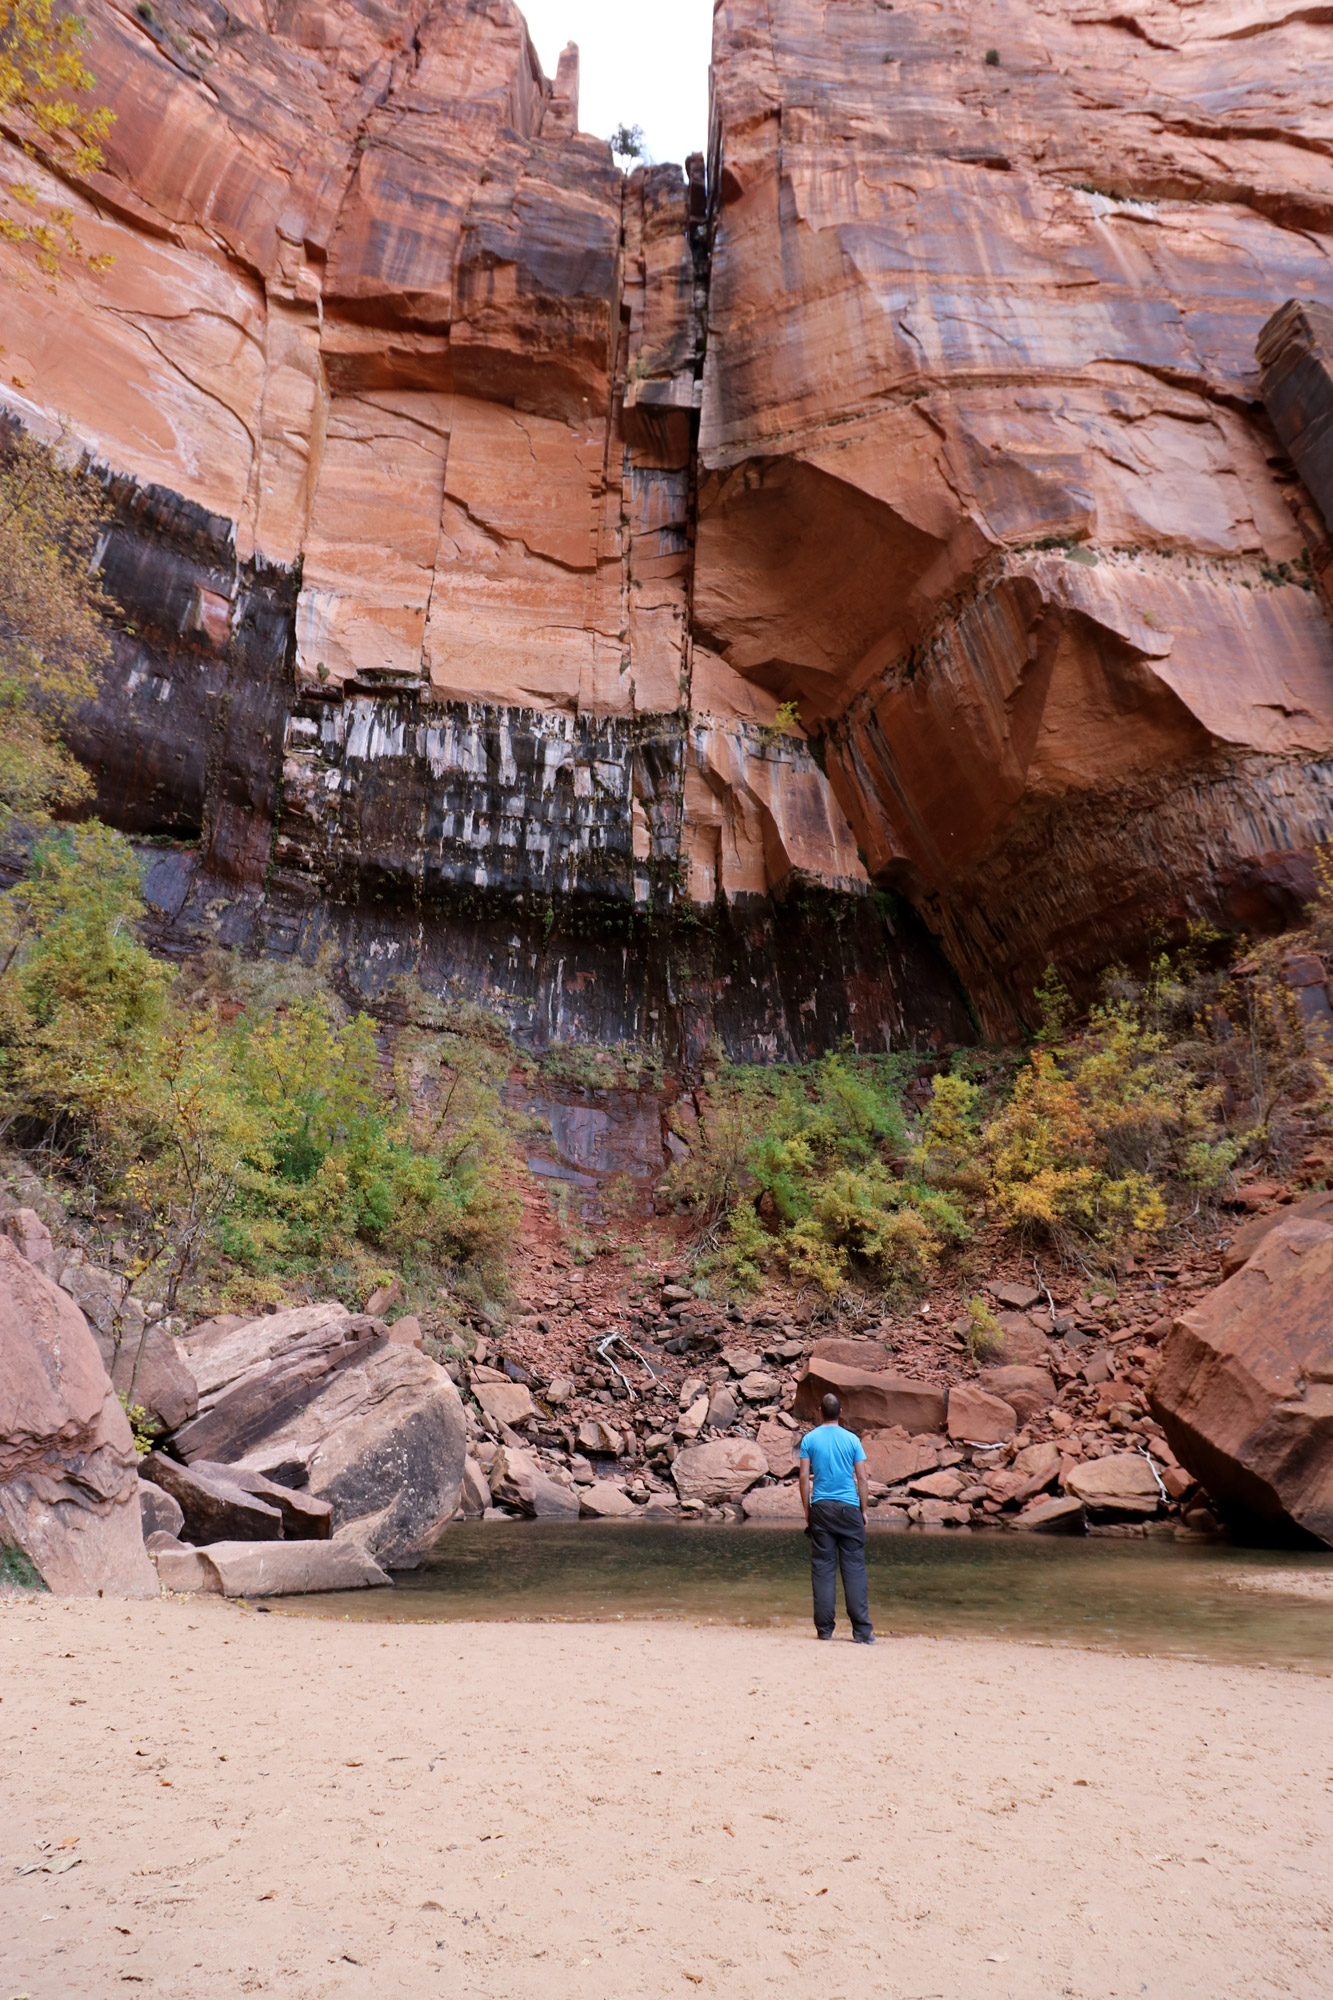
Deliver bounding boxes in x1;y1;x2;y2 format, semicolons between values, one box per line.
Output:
1;1597;1330;2000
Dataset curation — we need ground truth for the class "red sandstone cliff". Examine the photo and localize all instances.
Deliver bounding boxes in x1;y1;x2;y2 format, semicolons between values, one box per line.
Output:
702;0;1333;1032
3;0;1332;1046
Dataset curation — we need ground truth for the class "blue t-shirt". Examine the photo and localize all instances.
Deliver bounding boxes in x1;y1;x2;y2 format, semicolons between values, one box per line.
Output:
800;1423;865;1506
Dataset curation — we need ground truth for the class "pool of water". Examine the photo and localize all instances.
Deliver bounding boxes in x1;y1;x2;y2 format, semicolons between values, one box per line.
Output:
263;1524;1333;1672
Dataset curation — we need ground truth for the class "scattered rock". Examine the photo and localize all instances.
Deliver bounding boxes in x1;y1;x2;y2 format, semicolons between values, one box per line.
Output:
1066;1453;1161;1516
755;1418;799;1476
55;1258;199;1435
178;1302;353;1404
738;1371;780;1403
578;1481;636;1518
545;1376;574;1405
386;1315;423;1348
1152;1214;1333;1545
137;1479;184;1544
0;1238;157;1598
707;1386;739;1430
150;1544;221;1593
741;1483;805;1520
860;1429;939;1486
488;1446;580;1521
365;1279;404;1317
947;1383;1018;1445
672;1438;768;1505
459;1459;490;1520
979;1365;1056;1426
675;1396;709;1441
722;1347;762;1376
219;1465;333;1539
1013;1495;1087;1534
910;1469;965;1500
577;1417;624;1457
793;1360;946;1435
987;1280;1042;1311
472;1379;535;1429
911;1498;969;1526
1011;1440;1062;1502
991;1314;1052;1367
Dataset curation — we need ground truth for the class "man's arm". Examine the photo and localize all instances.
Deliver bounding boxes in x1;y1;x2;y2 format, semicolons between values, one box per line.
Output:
854;1456;869;1525
799;1457;811;1526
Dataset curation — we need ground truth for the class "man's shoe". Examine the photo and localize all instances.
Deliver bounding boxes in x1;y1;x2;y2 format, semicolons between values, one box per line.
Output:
854;1634;876;1645
816;1631;833;1641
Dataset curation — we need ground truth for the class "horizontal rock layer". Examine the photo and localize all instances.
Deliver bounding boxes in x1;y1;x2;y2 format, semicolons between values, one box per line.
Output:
5;0;1333;1039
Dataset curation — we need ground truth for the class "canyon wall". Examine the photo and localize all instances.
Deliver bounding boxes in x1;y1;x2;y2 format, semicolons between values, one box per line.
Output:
702;0;1333;1033
3;0;1333;1046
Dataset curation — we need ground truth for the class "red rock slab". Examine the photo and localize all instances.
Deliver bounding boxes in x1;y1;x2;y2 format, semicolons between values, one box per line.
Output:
1151;1216;1333;1546
947;1384;1018;1446
808;1338;893;1372
979;1366;1056;1427
1221;1191;1333;1279
860;1430;939;1487
1065;1455;1161;1517
1012;1496;1086;1535
792;1361;946;1436
672;1439;768;1505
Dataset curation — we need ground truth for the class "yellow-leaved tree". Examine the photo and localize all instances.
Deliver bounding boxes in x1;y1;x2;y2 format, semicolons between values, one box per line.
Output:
0;423;115;823
0;0;114;278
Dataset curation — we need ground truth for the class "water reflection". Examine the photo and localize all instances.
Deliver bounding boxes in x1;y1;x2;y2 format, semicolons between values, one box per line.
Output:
264;1524;1333;1672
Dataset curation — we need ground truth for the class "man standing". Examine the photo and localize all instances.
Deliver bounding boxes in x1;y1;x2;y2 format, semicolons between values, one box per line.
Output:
798;1392;875;1644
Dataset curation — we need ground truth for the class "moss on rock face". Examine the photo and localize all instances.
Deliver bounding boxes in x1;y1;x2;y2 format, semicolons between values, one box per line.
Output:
0;1542;48;1591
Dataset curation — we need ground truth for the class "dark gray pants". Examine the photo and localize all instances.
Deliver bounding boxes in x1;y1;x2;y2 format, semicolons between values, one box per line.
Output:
809;1500;873;1641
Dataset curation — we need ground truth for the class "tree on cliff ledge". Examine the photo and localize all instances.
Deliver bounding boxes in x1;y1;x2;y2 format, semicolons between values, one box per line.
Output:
0;423;111;824
0;0;114;278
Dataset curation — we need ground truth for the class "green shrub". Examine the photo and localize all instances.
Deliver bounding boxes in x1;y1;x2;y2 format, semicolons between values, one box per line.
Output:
0;824;522;1307
665;1052;963;1298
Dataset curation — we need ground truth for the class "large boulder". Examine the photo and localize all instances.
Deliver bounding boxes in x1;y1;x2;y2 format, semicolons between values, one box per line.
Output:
0;1238;157;1597
672;1438;768;1504
57;1256;197;1434
1151;1215;1333;1546
235;1346;467;1568
792;1360;946;1435
163;1305;467;1566
176;1302;353;1411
